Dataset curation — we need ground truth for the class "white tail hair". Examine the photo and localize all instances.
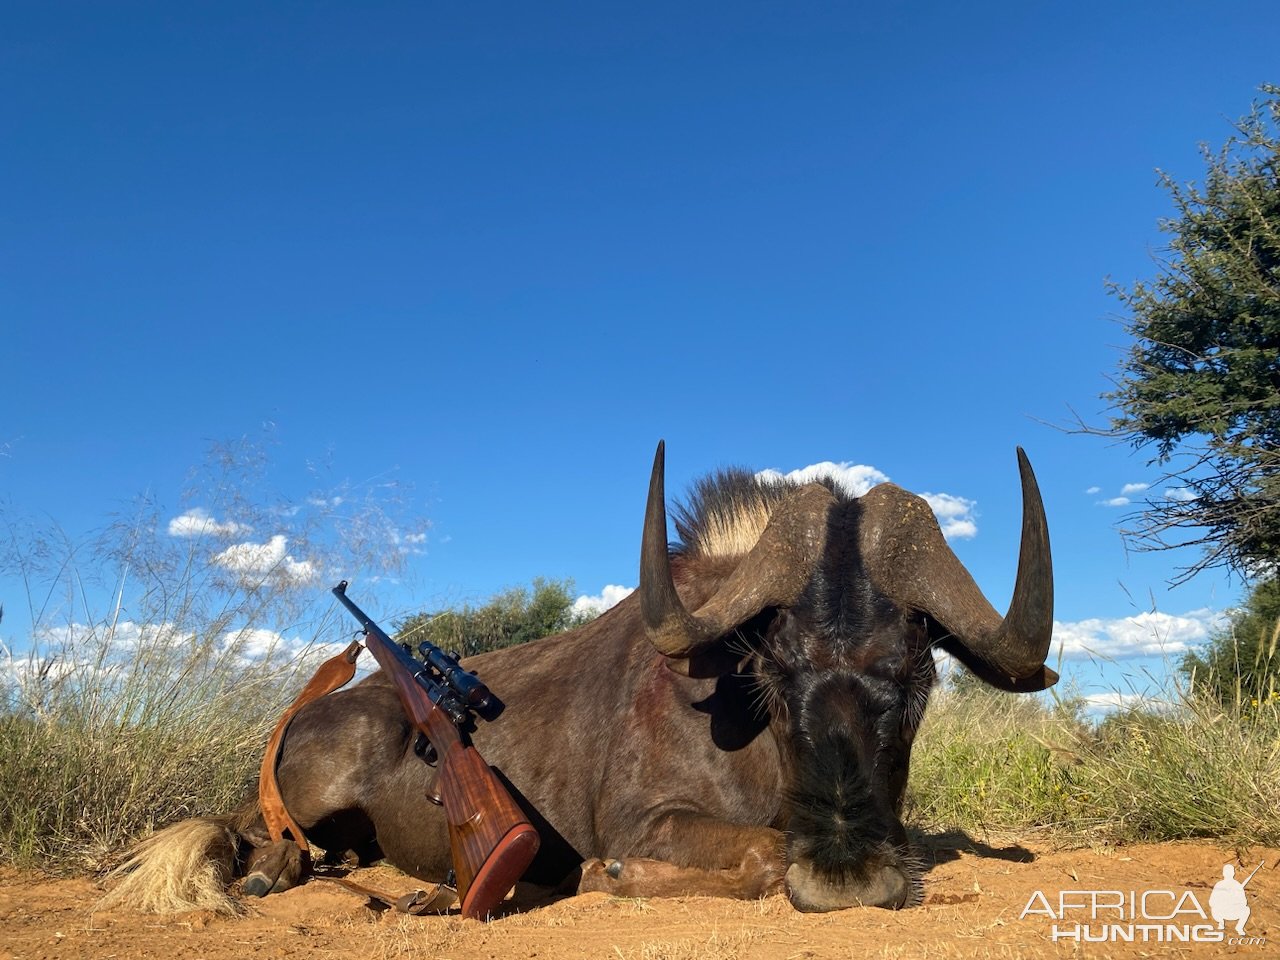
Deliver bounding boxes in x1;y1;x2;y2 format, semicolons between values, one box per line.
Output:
97;818;240;915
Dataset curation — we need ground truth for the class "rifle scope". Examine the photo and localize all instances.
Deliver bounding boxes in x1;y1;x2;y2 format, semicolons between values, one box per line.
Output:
419;642;492;710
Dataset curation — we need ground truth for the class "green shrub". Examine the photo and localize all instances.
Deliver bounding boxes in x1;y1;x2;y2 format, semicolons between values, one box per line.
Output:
395;578;596;657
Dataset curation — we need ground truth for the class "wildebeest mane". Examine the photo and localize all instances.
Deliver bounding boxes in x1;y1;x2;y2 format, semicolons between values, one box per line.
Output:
671;468;847;560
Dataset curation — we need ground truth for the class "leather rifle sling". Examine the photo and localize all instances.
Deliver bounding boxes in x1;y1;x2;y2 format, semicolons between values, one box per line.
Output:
312;873;458;915
258;639;364;854
257;638;462;915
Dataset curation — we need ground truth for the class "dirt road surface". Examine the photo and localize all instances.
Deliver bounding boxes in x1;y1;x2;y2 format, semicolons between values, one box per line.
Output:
2;838;1275;959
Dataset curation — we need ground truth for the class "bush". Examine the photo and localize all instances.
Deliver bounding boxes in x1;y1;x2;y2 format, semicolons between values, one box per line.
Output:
395;578;595;658
1181;576;1280;706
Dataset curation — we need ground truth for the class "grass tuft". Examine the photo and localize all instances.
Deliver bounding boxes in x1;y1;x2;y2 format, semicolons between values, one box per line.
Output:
0;441;421;872
907;677;1280;846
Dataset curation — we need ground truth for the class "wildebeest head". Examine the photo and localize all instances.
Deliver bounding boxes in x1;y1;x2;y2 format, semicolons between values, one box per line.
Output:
639;443;1055;911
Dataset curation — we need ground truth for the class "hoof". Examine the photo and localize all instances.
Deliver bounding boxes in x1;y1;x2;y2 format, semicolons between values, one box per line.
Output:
242;839;305;897
574;859;618;894
242;873;272;898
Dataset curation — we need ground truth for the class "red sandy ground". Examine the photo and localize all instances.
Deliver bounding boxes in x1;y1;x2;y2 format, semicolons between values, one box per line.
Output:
2;839;1276;959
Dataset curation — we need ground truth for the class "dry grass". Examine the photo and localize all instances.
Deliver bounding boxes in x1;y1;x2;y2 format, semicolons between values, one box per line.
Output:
0;441;421;872
608;928;759;960
362;914;477;960
908;678;1280;847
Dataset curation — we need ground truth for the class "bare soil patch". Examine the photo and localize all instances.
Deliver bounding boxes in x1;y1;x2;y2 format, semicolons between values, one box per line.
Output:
2;839;1275;959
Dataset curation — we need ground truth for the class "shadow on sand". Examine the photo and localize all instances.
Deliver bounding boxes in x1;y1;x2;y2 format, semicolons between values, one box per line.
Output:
910;828;1036;873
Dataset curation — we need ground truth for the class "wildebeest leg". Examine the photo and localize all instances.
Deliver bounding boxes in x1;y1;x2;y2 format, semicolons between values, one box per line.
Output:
579;813;785;900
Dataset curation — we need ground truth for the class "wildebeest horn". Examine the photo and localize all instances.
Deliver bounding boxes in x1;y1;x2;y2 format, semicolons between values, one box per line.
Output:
640;441;835;659
858;448;1057;691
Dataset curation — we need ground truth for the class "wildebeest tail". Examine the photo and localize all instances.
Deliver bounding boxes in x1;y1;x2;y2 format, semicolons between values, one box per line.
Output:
97;794;263;915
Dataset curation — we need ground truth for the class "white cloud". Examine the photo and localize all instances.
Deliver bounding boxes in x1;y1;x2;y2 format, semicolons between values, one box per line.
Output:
920;492;978;540
1;623;370;707
220;627;292;660
2;651;83;689
1081;691;1144;711
31;619;191;653
756;462;977;540
1099;496;1130;507
1164;487;1196;502
217;626;359;671
757;462;890;497
387;527;429;555
573;584;634;618
3;620;189;709
1121;482;1150;495
214;535;316;585
1079;691;1175;714
1085;486;1101;495
167;508;250;538
1052;608;1226;660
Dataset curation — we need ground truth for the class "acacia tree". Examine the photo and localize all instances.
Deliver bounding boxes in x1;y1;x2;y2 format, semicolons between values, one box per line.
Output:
1103;84;1280;581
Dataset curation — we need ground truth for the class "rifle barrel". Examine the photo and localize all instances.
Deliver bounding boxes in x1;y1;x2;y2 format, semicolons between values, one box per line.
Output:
332;581;468;725
1242;860;1265;887
330;579;540;918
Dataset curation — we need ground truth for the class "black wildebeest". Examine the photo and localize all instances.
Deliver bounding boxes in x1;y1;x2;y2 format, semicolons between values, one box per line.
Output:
106;443;1055;914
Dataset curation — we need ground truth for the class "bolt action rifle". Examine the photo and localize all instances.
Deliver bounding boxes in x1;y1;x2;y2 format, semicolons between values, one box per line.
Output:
332;580;540;919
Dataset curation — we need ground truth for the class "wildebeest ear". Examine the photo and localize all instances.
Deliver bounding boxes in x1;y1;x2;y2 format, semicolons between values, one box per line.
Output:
936;636;1059;692
663;642;747;679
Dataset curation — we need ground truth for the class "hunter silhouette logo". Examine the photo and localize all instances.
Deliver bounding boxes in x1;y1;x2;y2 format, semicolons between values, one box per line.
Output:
1210;861;1263;935
1020;859;1267;946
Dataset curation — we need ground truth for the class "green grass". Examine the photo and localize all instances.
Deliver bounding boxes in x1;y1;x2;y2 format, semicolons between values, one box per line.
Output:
906;690;1083;838
907;681;1280;846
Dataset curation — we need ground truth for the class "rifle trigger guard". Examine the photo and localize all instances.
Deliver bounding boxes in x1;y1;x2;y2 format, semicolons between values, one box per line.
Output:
413;732;438;765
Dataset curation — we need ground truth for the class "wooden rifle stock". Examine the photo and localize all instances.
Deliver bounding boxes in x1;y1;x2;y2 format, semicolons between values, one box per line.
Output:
333;582;539;919
420;708;541;917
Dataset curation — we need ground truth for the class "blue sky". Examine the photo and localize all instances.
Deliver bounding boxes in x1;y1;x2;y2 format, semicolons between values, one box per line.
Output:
3;2;1277;708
